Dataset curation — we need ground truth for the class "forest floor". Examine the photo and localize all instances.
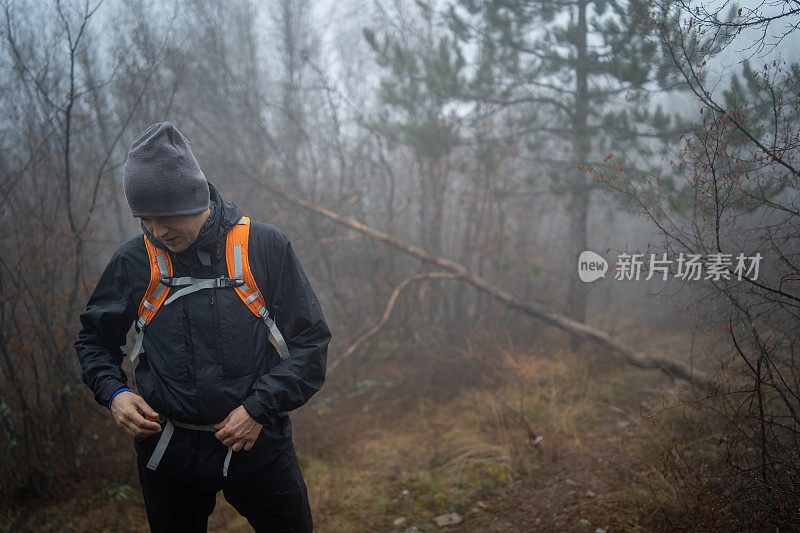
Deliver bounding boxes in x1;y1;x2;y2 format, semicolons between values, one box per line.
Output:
4;323;748;532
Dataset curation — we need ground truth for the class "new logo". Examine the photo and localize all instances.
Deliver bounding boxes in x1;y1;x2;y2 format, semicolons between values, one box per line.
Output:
578;250;608;283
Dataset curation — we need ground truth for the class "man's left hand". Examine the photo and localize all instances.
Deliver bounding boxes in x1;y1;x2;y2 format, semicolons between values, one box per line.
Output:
214;405;263;451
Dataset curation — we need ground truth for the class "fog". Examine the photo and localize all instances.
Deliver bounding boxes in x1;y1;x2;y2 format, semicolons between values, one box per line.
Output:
1;0;798;530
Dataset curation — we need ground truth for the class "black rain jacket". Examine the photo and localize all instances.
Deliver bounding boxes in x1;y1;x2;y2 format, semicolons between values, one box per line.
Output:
74;182;330;472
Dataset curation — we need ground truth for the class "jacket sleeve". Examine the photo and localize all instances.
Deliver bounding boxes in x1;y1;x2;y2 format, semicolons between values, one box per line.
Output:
242;234;331;424
74;247;137;409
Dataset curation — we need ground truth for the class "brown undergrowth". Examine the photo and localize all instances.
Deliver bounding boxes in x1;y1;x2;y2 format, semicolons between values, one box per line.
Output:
1;325;762;532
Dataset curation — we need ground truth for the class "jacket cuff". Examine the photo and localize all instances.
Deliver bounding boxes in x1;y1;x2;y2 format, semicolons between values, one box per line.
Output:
107;387;132;410
242;393;272;425
95;380;129;410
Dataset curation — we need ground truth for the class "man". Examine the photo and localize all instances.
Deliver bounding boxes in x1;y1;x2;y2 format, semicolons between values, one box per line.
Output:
74;121;330;532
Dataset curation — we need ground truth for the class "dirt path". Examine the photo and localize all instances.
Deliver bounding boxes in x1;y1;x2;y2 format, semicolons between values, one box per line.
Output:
288;338;715;532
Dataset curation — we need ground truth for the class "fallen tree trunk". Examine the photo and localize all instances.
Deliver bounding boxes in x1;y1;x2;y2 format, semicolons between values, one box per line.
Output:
261;180;710;388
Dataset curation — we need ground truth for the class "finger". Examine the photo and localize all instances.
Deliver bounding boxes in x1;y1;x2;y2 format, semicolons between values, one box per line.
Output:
133;398;160;421
144;420;162;431
232;441;244;452
215;427;231;441
243;440;254;452
129;413;161;432
214;413;232;431
124;420;160;435
125;405;161;432
139;427;161;437
123;421;143;437
116;410;156;438
131;427;151;438
122;415;147;433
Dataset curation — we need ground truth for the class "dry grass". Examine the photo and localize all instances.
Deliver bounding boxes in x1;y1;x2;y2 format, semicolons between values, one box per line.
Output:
295;327;739;532
3;325;762;532
299;391;531;531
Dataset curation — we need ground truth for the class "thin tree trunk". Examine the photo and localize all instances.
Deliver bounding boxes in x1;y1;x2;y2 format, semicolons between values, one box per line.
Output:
568;0;590;353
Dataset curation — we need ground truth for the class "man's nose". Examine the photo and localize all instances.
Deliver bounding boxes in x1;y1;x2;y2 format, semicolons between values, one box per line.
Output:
152;223;169;239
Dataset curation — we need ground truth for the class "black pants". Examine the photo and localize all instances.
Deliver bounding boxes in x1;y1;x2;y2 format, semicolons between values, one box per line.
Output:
136;433;313;532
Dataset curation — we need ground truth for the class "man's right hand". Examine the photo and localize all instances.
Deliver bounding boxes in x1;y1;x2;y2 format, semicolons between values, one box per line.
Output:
110;391;162;437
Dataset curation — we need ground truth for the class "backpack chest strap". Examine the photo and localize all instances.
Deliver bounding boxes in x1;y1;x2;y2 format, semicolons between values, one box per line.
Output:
161;275;244;306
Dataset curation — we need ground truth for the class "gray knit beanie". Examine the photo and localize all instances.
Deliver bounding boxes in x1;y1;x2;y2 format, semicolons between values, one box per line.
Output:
123;121;210;217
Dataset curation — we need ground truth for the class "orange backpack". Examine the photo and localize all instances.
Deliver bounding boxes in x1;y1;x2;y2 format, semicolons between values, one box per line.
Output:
129;216;290;366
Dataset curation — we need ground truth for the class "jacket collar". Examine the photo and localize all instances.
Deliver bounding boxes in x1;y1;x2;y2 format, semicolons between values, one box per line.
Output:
142;181;243;266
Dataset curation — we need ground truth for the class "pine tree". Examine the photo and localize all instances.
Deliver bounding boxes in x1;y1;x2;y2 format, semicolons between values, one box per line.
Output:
442;0;687;347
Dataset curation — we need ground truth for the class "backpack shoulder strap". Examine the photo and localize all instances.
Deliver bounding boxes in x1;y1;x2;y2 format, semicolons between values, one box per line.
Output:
226;216;291;359
129;235;173;364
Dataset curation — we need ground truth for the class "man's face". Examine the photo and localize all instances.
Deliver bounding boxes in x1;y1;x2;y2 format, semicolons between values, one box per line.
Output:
140;209;210;253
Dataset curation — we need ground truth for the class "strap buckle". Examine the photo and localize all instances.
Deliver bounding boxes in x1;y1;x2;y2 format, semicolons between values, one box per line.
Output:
215;277;245;288
159;276;244;288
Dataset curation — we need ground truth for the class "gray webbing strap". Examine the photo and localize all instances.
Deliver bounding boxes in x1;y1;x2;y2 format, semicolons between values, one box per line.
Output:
130;316;147;364
233;245;243;278
156;253;169;275
232;244;255;297
167;276;204;286
259;307;290;359
146;418;234;477
163;278;218;305
146;419;174;471
223;445;233;476
173;421;216;431
152;255;169;300
130;331;144;364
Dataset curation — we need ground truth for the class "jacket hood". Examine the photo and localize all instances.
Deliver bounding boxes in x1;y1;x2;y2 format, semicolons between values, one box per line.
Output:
142;181;242;263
